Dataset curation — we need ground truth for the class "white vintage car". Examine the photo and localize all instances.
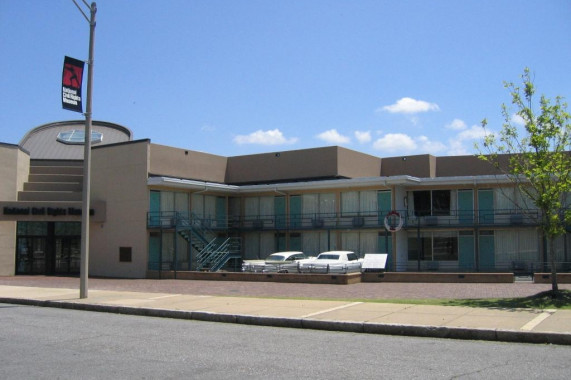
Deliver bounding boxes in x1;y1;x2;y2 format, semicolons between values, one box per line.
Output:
242;251;311;273
297;250;364;274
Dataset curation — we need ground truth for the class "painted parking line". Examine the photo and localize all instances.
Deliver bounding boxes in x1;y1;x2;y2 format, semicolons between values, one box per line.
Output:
148;294;181;300
520;309;556;331
301;302;363;318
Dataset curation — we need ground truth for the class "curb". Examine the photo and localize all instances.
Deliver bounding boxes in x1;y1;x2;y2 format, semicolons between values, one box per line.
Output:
2;297;570;346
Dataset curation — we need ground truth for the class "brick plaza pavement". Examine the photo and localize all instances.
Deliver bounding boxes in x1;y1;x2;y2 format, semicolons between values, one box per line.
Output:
1;275;569;300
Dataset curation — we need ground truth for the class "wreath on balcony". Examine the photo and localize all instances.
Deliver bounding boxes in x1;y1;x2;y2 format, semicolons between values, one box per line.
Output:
384;211;403;232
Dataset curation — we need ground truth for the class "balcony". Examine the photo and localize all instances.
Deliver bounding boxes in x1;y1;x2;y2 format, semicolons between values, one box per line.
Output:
405;208;540;228
147;208;543;231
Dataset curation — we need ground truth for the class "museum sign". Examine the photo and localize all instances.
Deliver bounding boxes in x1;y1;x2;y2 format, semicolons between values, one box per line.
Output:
0;201;105;222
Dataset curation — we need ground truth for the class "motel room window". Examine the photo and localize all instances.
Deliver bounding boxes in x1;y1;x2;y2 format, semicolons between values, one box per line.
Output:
341;190;378;216
302;193;335;222
341;191;359;216
412;190;451;216
407;232;458;261
432;232;458;260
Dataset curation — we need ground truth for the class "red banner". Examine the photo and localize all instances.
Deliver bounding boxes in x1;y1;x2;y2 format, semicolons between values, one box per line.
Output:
62;56;84;113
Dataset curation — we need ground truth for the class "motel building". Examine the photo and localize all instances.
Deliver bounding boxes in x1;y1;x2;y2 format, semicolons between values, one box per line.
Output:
0;120;570;279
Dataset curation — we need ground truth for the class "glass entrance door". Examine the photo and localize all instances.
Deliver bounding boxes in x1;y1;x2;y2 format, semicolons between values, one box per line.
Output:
16;222;81;275
55;237;81;274
16;237;46;274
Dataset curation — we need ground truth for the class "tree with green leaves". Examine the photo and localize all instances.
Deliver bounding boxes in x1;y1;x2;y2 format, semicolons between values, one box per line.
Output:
477;68;571;296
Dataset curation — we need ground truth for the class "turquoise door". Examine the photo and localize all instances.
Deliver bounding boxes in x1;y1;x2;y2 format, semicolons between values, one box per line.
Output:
478;189;494;225
458;231;475;270
458;190;474;225
377;190;392;225
275;196;286;229
479;231;495;271
290;195;302;228
148;233;161;270
378;232;393;271
276;233;286;251
149;191;161;227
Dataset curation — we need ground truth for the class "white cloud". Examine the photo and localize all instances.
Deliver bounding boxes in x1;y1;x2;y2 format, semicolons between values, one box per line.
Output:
373;133;417;152
379;97;440;114
316;129;351;144
445;118;467;130
354;130;371;144
456;125;489;141
366;123;491;156
511;113;526;126
372;133;446;155
446;125;491;155
417;135;446;154
446;140;470;156
233;129;298;145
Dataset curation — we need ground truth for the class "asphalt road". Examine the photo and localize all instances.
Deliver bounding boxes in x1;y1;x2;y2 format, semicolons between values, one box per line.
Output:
2;303;570;379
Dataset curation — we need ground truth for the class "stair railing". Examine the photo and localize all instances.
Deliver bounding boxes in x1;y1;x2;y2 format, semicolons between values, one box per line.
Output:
173;211;241;272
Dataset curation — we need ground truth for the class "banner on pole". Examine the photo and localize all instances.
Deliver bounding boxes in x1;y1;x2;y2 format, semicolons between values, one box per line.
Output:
62;56;84;113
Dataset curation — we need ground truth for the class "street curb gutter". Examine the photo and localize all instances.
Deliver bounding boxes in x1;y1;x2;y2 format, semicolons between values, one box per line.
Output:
2;297;569;346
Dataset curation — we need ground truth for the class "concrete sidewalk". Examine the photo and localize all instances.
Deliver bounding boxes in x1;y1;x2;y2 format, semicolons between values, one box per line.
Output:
1;284;570;345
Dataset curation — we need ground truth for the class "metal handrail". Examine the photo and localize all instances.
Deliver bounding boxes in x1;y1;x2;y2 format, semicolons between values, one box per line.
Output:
148;208;548;230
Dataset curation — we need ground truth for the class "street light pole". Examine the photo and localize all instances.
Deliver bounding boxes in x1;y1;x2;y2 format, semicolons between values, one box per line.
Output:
74;1;97;299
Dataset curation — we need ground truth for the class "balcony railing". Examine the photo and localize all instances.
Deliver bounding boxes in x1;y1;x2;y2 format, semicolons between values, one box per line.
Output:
148;208;546;231
403;260;571;274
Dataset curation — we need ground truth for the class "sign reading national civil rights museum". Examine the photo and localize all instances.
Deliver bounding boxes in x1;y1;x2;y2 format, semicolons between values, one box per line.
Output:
62;56;84;113
0;201;105;222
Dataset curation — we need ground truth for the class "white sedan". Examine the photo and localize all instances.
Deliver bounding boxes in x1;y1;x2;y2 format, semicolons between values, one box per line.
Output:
242;251;311;273
297;251;363;274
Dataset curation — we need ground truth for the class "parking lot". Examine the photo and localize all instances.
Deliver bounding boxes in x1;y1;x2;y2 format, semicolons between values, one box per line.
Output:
1;275;570;300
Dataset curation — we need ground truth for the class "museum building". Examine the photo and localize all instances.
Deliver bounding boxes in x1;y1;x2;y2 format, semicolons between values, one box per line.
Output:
1;120;569;278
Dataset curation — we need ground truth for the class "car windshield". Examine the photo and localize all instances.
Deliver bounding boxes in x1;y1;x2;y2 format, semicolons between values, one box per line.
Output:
266;255;285;261
317;254;340;260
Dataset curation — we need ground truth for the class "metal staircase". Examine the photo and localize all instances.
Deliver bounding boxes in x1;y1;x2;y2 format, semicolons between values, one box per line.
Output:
176;213;241;272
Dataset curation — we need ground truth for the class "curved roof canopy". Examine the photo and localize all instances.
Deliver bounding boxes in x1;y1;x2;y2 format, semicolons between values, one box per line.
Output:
20;120;132;159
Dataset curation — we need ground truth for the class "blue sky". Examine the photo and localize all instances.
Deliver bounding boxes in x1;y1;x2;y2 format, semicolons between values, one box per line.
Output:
1;0;570;158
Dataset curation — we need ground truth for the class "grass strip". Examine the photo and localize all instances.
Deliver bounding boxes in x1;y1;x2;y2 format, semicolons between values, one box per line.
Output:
236;290;571;310
442;289;571;310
